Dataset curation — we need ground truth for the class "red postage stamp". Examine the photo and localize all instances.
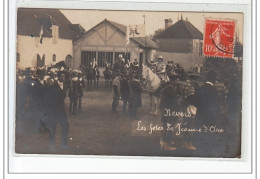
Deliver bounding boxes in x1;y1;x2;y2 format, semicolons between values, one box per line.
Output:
203;19;236;58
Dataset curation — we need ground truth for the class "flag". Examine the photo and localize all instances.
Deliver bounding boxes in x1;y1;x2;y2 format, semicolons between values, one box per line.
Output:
128;24;146;37
39;24;44;44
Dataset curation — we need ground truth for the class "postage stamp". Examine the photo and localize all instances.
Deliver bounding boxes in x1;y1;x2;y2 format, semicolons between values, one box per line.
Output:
203;19;236;58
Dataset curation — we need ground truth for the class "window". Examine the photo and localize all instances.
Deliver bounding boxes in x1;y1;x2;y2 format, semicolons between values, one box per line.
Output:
37;54;41;67
52;54;56;62
81;51;96;67
97;52;113;67
16;53;20;62
65;54;73;68
37;54;45;67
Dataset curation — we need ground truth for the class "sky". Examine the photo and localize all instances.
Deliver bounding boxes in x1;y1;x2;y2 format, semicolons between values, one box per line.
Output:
61;9;243;43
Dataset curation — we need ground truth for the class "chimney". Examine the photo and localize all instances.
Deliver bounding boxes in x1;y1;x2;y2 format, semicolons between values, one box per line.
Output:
164;18;173;29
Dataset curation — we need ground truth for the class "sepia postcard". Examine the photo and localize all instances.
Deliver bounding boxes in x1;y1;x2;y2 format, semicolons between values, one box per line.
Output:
15;7;244;159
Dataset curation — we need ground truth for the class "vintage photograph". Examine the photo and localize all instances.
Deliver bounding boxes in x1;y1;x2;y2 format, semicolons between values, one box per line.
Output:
15;8;243;158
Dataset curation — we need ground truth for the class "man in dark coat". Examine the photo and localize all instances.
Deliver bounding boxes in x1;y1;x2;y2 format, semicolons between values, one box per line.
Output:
46;71;69;150
187;70;221;156
120;75;130;115
187;70;220;125
159;71;182;150
129;74;142;119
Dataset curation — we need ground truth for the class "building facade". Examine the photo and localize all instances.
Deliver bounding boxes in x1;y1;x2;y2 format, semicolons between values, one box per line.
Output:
73;19;157;69
17;8;85;69
155;17;205;72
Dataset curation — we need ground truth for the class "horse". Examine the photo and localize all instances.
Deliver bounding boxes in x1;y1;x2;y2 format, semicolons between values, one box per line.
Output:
85;66;97;91
103;67;112;87
141;64;167;115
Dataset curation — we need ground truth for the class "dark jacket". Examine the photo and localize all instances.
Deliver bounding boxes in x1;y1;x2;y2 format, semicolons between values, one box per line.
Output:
160;81;182;121
120;78;130;102
129;79;142;109
187;82;220;124
68;77;79;98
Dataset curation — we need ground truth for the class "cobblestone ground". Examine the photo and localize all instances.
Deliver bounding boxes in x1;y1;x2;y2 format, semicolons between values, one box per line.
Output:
15;79;241;158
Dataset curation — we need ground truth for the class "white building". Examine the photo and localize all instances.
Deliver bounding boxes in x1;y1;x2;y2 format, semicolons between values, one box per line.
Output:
16;8;85;69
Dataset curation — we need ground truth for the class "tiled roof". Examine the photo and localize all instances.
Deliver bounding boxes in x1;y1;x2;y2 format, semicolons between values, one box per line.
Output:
156;19;203;39
131;37;157;49
17;8;85;40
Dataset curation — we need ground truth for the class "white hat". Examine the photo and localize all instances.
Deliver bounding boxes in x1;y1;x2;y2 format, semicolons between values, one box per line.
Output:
158;56;163;59
49;68;57;75
119;54;123;58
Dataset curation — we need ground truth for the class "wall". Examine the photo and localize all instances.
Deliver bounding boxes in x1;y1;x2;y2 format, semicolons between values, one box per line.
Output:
73;22;147;69
17;35;73;69
156;38;191;53
156;51;205;72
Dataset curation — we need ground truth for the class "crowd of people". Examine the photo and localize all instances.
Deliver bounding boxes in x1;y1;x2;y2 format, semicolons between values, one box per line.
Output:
110;54;143;119
16;53;241;155
16;66;85;150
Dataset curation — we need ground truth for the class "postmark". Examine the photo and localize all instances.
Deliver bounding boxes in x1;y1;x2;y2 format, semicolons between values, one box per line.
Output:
203;19;236;58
